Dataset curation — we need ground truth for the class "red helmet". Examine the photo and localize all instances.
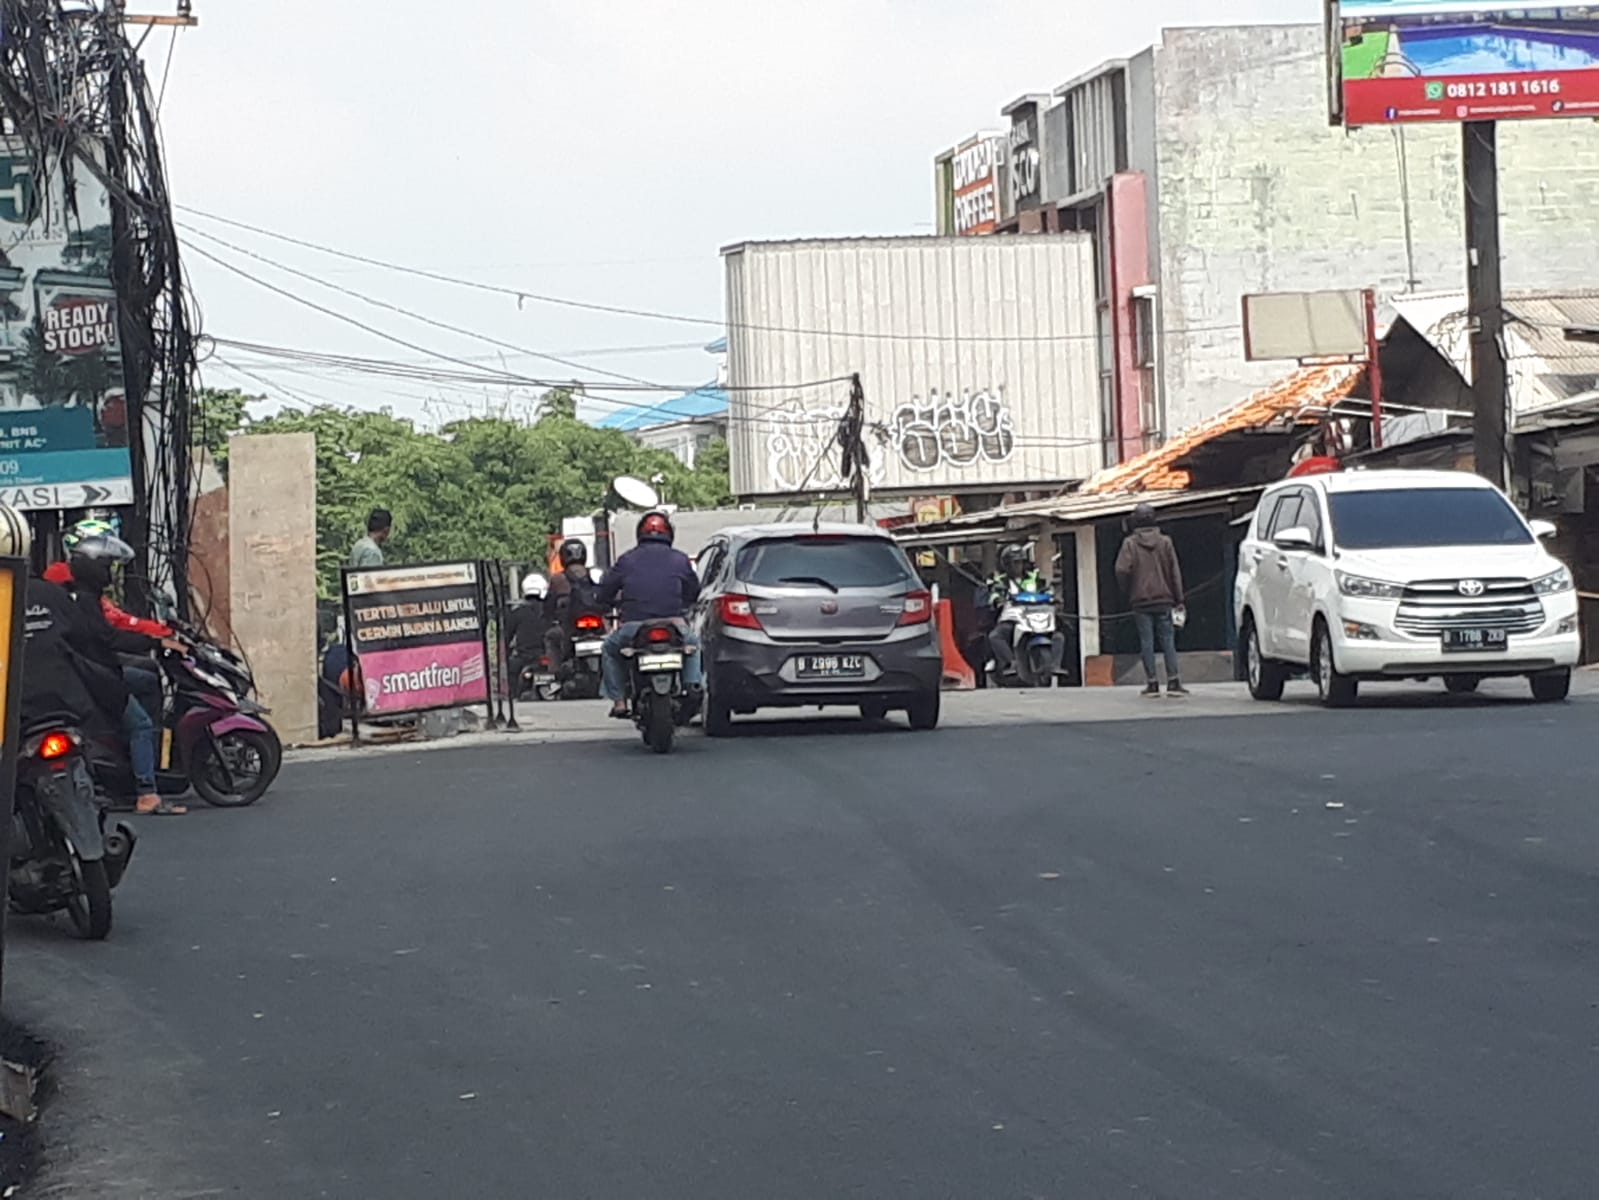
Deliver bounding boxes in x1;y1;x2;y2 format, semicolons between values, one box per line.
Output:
637;511;674;543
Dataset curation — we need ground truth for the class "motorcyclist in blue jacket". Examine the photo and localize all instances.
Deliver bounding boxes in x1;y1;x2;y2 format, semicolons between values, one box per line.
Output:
595;511;702;718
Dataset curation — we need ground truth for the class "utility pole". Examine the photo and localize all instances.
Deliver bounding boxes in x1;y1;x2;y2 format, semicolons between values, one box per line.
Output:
1463;121;1507;489
839;374;869;524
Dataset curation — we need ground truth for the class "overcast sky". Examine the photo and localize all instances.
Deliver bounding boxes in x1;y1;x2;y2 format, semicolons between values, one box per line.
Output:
160;0;1315;427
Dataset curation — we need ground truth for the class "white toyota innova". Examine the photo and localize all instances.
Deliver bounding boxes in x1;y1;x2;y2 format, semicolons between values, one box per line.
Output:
1235;469;1580;707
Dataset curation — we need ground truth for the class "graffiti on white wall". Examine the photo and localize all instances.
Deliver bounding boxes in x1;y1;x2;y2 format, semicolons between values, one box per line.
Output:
763;404;887;493
889;386;1014;473
759;384;1015;490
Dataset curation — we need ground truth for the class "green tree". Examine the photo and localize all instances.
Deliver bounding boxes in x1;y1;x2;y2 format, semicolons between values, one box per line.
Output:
222;402;736;597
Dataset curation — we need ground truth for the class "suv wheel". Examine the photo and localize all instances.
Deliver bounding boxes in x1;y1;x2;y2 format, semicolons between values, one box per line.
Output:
1244;617;1286;702
1312;620;1359;708
1529;668;1571;704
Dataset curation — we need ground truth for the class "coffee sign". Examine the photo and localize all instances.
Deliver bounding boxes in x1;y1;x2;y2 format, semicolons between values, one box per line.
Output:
951;135;1001;236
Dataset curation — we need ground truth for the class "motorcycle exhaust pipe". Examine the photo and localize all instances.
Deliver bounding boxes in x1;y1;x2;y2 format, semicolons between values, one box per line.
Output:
103;821;138;889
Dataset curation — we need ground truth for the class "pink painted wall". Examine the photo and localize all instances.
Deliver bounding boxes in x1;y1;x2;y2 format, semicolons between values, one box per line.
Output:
1108;172;1153;462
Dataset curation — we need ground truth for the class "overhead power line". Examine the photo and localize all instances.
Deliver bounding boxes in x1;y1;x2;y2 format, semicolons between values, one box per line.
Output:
175;204;1244;346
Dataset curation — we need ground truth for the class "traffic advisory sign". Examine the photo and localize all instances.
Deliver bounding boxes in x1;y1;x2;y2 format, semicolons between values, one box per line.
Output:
342;561;492;718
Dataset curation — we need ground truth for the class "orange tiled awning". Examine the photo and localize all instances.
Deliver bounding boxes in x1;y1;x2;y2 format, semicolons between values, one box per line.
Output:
1082;363;1366;495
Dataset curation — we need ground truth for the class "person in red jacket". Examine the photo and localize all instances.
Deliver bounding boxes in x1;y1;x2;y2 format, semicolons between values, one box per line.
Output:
42;561;176;639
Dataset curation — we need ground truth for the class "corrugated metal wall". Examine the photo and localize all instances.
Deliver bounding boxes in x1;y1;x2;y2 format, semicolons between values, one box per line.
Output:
723;236;1102;498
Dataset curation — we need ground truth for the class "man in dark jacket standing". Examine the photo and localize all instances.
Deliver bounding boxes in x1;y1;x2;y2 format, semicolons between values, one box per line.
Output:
1114;502;1189;698
594;512;701;717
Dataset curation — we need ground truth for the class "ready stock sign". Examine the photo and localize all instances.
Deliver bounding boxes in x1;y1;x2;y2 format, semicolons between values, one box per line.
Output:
952;138;1000;236
43;297;116;356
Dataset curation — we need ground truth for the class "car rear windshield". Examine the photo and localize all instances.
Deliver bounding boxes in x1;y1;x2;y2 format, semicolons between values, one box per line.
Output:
1327;488;1532;549
735;536;918;590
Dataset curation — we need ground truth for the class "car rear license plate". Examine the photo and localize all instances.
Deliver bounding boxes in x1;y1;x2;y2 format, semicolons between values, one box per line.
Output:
637;653;683;671
797;654;866;679
1442;628;1508;652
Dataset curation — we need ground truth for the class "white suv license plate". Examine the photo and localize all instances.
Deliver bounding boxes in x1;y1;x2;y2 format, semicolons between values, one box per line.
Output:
637;653;683;671
797;654;866;679
1442;628;1508;653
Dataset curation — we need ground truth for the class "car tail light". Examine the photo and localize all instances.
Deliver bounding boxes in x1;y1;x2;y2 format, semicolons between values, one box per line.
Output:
719;594;763;630
574;613;604;632
898;590;932;626
38;732;74;760
646;625;673;643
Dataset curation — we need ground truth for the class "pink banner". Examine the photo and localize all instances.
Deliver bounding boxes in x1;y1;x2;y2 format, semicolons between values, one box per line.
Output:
360;640;488;714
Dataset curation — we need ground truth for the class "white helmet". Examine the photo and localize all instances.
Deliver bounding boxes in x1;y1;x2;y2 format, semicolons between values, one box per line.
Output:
0;504;30;559
521;572;548;600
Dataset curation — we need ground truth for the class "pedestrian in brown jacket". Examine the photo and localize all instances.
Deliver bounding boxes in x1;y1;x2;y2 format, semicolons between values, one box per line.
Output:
1114;502;1189;698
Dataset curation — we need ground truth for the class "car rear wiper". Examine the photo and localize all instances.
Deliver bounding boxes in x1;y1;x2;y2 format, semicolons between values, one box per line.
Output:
776;575;839;593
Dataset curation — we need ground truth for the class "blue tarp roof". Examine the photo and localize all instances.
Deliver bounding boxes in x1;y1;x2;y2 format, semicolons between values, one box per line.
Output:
596;384;728;432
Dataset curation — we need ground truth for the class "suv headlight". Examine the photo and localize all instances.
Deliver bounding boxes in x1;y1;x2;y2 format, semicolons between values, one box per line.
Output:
1335;571;1404;600
1532;565;1574;595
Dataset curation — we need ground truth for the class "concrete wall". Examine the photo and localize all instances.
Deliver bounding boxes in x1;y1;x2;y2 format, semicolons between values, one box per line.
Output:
228;434;318;745
1151;23;1599;435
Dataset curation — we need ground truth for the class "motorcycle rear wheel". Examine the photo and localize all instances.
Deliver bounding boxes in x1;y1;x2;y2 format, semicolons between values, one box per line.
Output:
643;693;676;754
193;729;280;808
67;857;112;941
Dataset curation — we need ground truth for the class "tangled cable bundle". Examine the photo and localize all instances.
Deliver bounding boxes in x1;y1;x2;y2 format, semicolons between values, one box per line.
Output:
0;0;200;618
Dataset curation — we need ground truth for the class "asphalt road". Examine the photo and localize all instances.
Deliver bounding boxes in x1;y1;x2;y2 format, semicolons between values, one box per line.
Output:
11;681;1599;1199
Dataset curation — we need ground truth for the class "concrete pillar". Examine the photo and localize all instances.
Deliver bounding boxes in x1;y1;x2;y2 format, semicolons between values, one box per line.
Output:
1075;525;1100;665
228;433;318;745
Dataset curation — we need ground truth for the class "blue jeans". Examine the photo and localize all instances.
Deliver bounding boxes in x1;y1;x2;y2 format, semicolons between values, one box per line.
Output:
121;697;159;793
1134;608;1180;684
601;621;702;702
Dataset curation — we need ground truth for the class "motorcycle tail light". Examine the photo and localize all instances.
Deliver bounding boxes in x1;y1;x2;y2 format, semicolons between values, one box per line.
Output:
38;732;74;760
897;590;933;626
575;614;604;632
646;626;673;643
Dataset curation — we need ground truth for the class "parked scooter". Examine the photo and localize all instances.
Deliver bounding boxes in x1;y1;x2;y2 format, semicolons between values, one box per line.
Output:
11;716;137;940
988;591;1065;688
99;642;282;809
620;620;698;753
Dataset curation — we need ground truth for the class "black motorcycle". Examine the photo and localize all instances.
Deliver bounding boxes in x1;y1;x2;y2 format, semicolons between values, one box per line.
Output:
621;621;697;754
10;716;137;940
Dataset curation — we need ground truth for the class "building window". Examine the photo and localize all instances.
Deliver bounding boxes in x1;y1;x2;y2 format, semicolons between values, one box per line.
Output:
1133;294;1156;368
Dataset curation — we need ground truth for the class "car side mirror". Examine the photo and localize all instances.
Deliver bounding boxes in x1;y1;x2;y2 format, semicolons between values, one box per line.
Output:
1530;518;1557;540
1273;526;1316;552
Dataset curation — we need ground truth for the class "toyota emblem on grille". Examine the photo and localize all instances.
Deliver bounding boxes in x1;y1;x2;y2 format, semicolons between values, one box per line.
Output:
821;600;839;614
1458;579;1486;597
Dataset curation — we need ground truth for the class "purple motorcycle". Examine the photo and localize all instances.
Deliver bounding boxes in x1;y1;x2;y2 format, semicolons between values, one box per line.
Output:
96;640;283;809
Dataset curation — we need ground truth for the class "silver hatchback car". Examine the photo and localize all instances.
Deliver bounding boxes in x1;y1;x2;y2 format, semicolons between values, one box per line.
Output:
691;523;943;734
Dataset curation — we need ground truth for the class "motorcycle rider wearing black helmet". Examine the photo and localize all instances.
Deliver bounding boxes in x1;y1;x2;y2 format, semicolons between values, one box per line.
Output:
543;537;601;673
65;534;186;814
594;511;701;719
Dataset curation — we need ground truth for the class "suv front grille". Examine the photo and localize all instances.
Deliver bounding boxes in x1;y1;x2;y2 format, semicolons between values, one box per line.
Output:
1393;577;1544;636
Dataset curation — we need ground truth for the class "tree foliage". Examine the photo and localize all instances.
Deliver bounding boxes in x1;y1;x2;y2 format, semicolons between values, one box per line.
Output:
195;388;733;596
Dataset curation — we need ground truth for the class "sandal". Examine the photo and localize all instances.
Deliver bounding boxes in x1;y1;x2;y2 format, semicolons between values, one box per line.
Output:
136;798;187;816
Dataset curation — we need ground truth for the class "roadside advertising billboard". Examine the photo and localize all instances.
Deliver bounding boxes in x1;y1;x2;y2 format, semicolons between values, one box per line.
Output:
0;139;133;511
1335;0;1599;126
343;562;491;716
